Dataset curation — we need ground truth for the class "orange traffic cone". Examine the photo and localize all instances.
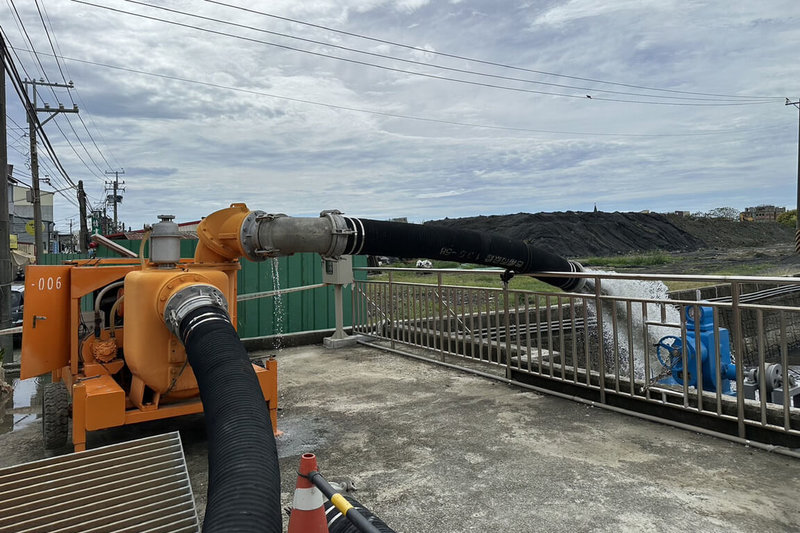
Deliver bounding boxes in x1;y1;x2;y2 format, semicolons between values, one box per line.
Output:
288;453;328;533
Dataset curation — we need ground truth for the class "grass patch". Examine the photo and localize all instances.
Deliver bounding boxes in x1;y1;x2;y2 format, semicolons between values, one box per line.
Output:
579;252;674;268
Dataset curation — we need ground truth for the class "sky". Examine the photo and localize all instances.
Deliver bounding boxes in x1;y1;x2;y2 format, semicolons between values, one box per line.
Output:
2;0;799;233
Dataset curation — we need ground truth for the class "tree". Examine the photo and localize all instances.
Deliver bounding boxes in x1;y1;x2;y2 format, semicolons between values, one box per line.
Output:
702;207;739;220
777;209;797;228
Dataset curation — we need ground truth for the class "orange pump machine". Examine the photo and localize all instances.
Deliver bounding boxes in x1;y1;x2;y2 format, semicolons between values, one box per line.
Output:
21;204;278;451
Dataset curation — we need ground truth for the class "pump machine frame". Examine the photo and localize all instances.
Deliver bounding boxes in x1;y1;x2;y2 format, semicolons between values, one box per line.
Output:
21;208;279;452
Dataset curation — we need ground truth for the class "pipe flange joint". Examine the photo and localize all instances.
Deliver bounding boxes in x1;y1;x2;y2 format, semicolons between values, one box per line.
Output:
319;209;351;259
164;284;229;339
240;210;266;262
253;213;287;258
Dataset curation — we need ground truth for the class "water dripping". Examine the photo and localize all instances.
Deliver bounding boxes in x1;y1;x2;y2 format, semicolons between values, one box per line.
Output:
270;257;286;350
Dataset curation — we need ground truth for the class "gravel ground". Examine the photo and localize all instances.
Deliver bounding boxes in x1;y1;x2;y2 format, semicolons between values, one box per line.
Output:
1;344;799;532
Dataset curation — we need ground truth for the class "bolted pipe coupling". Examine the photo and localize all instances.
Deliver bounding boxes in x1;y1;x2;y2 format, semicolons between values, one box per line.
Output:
252;210;354;259
164;284;230;343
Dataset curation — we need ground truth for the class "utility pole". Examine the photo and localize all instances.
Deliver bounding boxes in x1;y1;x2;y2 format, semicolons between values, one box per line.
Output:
22;78;78;262
105;169;124;233
788;98;800;253
78;180;88;253
0;35;13;361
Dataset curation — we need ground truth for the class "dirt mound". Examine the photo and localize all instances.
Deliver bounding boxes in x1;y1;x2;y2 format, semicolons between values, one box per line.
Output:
425;212;795;258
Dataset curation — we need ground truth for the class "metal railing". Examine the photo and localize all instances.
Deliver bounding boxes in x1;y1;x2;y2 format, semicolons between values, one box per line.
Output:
352;267;800;454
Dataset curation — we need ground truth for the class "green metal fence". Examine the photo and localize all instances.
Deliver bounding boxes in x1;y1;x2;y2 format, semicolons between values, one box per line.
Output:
40;240;366;338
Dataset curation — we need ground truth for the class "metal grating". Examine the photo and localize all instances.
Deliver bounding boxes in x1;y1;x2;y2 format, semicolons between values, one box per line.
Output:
0;432;200;533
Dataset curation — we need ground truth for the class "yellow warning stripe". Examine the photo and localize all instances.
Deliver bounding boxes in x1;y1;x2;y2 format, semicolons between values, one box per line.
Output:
330;493;354;515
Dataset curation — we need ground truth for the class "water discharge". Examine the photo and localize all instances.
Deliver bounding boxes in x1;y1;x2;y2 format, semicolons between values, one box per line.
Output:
585;270;682;381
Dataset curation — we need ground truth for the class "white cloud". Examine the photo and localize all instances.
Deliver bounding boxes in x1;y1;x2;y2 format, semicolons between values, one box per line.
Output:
3;0;798;233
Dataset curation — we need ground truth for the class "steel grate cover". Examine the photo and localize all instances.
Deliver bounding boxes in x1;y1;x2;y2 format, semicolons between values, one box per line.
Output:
0;432;199;533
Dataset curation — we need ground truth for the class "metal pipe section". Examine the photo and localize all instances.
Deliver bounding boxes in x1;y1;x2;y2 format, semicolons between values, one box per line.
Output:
305;470;394;533
252;211;586;292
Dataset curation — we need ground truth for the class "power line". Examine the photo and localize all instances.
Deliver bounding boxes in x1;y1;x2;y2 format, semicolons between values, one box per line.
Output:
75;0;772;107
38;0;121;170
3;0;36;80
27;1;111;178
203;0;782;102
15;46;789;139
7;0;52;83
6;3;117;181
3;44;76;189
123;0;767;104
33;0;67;83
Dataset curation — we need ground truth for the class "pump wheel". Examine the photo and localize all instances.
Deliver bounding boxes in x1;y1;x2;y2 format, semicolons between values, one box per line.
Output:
655;336;682;369
42;381;69;450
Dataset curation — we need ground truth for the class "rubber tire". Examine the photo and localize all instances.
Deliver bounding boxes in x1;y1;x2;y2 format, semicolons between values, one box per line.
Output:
42;381;69;450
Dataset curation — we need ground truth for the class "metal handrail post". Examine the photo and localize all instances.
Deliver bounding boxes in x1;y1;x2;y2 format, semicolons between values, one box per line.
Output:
503;280;512;379
388;271;395;349
731;282;746;438
594;275;606;404
437;272;444;361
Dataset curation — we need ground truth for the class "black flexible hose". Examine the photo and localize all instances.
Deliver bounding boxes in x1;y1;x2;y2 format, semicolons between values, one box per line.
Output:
348;218;584;291
180;306;282;533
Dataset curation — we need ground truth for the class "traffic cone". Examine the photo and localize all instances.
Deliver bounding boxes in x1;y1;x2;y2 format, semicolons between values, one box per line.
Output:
288;453;328;533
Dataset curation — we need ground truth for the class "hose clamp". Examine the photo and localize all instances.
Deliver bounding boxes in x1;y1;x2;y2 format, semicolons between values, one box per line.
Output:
319;209;352;259
164;284;229;340
562;261;587;293
179;310;231;345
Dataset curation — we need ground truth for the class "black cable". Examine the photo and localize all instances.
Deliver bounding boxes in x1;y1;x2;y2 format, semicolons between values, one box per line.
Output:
204;0;781;101
39;0;120;170
31;1;111;178
7;4;116;179
7;0;52;83
125;0;764;104
34;0;67;83
3;1;35;80
13;46;788;139
3;43;77;189
74;0;772;107
51;116;107;178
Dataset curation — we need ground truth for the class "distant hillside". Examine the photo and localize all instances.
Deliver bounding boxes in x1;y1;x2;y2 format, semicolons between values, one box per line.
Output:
424;212;794;258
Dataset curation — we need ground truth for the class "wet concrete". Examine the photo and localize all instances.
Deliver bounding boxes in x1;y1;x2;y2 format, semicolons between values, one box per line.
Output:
1;343;799;532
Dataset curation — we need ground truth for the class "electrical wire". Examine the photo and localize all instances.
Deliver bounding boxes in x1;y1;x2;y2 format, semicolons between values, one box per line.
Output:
39;0;122;170
1;21;81;186
28;0;111;178
3;41;77;189
124;0;767;104
7;0;52;83
4;3;115;186
203;0;782;102
33;0;66;83
75;0;773;107
14;47;788;139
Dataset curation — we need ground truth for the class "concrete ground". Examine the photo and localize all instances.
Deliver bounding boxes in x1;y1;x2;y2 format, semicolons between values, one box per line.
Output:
1;343;799;532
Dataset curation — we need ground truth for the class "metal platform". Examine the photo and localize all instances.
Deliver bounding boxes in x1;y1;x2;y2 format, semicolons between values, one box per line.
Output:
0;432;199;533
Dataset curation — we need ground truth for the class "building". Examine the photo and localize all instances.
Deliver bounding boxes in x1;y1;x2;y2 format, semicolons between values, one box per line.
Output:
741;205;786;222
7;175;55;256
